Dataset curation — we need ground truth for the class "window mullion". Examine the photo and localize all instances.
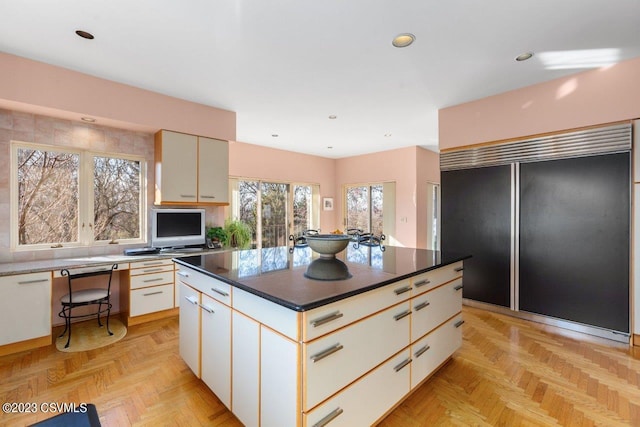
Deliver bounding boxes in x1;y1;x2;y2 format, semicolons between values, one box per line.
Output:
79;152;93;245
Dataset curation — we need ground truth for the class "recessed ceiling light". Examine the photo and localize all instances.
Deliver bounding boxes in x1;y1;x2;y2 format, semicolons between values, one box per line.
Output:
327;146;333;149
328;115;337;120
75;30;95;40
392;33;415;48
384;133;392;137
81;117;96;123
271;134;279;137
515;52;534;62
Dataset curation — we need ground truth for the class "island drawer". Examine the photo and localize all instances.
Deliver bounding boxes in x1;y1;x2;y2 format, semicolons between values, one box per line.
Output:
130;283;174;316
410;261;463;296
302;278;413;342
176;265;231;306
411;278;463;340
130;270;174;290
303;349;410;427
410;313;463;389
130;259;174;275
302;301;410;411
232;287;299;341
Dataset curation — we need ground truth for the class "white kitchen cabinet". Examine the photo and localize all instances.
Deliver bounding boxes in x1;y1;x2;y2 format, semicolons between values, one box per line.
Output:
232;311;260;427
201;294;231;409
128;259;176;319
0;272;52;346
154;129;229;205
411;278;463;340
179;282;201;377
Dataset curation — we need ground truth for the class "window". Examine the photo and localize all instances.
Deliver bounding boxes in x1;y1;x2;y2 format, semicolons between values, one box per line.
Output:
344;182;396;243
426;182;440;250
229;178;319;249
12;142;145;249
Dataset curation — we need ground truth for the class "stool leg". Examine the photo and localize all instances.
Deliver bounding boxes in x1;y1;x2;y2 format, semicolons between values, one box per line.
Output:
64;306;72;349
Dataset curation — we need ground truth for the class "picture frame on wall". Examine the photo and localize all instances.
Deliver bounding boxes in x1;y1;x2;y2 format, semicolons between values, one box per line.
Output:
323;197;334;211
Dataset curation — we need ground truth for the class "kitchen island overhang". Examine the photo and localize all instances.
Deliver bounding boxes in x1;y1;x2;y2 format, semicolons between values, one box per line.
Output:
174;245;470;427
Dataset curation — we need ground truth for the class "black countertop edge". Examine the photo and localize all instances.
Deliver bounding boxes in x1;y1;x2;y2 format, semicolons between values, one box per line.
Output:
173;254;471;312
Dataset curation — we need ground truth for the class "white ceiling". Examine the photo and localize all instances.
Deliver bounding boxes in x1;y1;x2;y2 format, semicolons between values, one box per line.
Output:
1;0;639;158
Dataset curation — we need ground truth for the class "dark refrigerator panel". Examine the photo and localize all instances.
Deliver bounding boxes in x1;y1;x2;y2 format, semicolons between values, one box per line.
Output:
519;153;630;333
441;166;512;307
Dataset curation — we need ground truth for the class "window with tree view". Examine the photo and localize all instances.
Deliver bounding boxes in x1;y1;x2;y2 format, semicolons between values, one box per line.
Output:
14;143;144;248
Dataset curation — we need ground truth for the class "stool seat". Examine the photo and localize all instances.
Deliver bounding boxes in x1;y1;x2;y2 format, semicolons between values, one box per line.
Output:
61;289;110;304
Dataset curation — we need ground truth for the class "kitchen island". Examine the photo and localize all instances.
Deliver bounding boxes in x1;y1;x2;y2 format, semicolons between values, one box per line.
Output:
174;245;469;427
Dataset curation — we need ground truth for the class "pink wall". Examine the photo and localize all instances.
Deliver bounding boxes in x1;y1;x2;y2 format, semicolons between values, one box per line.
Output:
229;141;337;231
439;56;640;150
0;52;235;142
336;146;427;248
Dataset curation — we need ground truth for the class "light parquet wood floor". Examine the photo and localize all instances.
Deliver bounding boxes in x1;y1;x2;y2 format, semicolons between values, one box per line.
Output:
1;307;639;426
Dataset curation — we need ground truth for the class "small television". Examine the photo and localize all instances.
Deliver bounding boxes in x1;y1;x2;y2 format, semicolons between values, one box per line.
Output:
151;208;206;249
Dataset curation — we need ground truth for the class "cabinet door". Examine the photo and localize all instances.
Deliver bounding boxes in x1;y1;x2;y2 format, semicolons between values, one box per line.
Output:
201;294;231;409
157;130;198;203
198;137;229;204
441;166;512;307
232;311;260;427
179;283;201;377
0;272;51;345
519;153;630;332
411;278;463;341
261;328;298;427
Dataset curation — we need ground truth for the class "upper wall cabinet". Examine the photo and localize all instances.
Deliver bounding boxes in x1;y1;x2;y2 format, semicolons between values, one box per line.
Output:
154;130;229;205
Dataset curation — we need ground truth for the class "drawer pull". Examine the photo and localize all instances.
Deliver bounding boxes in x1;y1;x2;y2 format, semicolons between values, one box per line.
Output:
143;291;163;297
394;286;412;295
313;407;343;427
310;311;344;328
394;358;412;372
200;304;215;314
455;320;465;328
200;195;216;199
414;345;431;358
143;277;163;283
454;266;464;272
414;279;431;288
141;261;164;267
454;284;464;291
184;295;198;305
17;279;48;285
393;310;412;321
414;301;430;311
176;271;190;278
211;288;229;297
180;194;196;198
142;268;164;273
310;343;344;363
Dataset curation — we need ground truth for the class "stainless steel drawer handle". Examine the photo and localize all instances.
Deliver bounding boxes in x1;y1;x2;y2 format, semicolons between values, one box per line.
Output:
414;301;430;311
393;310;412;321
18;279;49;285
454;266;464;272
313;407;344;427
454;284;464;291
199;304;214;314
211;288;229;297
414;345;431;358
200;195;216;199
310;311;344;327
455;320;465;328
180;194;196;198
143;278;163;283
394;358;412;372
143;291;163;297
176;271;189;278
310;343;344;363
394;286;412;295
142;268;164;273
142;261;164;267
184;296;198;305
414;279;431;288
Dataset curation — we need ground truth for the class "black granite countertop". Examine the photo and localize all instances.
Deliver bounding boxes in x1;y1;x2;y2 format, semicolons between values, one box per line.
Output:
173;245;470;311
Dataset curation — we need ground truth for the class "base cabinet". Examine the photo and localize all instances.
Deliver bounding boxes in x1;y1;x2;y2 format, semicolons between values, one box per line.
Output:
232;312;260;427
179;282;201;377
201;294;231;409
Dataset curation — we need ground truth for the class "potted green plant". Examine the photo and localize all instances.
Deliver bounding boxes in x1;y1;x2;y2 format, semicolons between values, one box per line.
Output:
223;218;252;249
206;226;228;246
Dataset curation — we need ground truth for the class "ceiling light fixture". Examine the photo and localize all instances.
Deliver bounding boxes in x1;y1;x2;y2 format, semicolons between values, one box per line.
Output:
328;115;337;120
384;133;392;137
515;52;534;62
81;117;96;123
75;30;95;40
392;33;415;48
271;134;279;137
